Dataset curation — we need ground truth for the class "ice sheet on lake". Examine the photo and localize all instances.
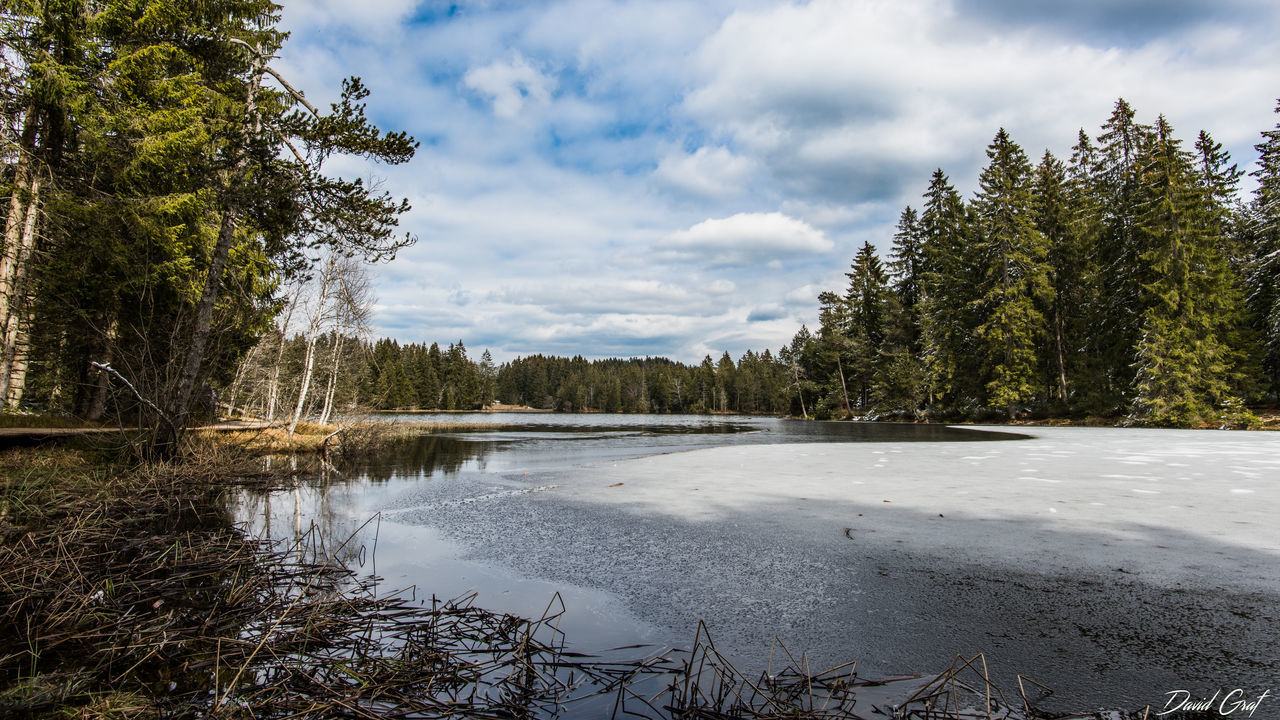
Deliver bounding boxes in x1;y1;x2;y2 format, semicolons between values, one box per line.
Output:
555;427;1280;585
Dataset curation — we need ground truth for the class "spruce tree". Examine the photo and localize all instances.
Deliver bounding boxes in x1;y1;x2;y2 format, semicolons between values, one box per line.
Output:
1129;116;1243;426
887;206;925;353
972;129;1051;418
1193;130;1248;277
1033;150;1080;408
1092;99;1153;405
844;242;891;411
919;169;981;411
1063;129;1111;410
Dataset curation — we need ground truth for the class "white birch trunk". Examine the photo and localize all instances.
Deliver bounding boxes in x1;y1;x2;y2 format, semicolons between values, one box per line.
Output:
287;255;336;435
265;289;299;422
0;110;35;347
317;323;345;426
1;171;41;408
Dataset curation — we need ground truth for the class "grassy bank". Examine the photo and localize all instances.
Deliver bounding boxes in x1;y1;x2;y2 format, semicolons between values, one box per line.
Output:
197;419;510;458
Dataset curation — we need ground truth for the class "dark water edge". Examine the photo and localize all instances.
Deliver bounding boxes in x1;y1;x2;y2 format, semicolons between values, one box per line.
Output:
340;413;1026;481
233;416;1278;718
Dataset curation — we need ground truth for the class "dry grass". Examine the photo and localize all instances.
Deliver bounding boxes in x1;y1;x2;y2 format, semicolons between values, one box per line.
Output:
1253;410;1280;430
192;419;509;460
0;414;101;429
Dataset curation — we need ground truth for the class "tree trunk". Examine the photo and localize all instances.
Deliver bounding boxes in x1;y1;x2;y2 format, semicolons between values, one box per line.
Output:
84;310;120;421
287;255;336;435
1;170;42;409
1054;308;1069;406
0;108;37;363
287;321;321;435
225;339;260;420
317;324;345;426
265;288;299;422
158;58;264;453
836;354;852;419
791;362;808;420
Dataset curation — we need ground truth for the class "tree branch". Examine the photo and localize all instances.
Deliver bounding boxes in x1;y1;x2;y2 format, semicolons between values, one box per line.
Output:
223;38;320;117
90;361;177;432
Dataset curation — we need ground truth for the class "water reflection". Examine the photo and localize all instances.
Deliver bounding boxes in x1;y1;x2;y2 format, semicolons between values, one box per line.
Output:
232;416;1024;603
347;435;508;483
336;417;1027;483
235;459;376;571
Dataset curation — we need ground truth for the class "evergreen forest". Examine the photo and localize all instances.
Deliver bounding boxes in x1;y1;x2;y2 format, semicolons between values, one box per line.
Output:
1;2;417;455
3;1;1279;432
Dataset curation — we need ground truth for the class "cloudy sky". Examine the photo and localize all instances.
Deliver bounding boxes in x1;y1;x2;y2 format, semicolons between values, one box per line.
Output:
274;0;1280;363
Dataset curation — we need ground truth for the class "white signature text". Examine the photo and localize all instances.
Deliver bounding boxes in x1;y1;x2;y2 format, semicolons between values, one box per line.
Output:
1157;689;1272;717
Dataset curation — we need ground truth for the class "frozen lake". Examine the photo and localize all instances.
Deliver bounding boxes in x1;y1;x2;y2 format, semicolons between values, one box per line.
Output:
234;416;1280;715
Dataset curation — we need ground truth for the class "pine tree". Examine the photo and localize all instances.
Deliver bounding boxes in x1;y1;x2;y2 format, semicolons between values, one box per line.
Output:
1129;116;1243;426
842;241;890;410
972;129;1051;418
888;206;925;352
0;2;93;409
814;290;854;416
1195;131;1244;235
919;169;981;411
1062;129;1112;410
0;1;416;452
1033;150;1079;407
779;327;814;419
1092;98;1153;404
478;349;497;407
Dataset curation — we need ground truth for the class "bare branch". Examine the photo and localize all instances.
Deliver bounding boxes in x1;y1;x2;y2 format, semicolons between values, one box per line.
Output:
224;37;320;117
90;361;177;432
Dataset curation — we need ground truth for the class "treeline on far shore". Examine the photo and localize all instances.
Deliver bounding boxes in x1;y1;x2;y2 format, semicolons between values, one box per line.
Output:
226;98;1280;428
227;337;798;419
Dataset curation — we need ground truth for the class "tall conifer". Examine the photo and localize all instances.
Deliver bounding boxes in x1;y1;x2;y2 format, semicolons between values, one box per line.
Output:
1033;150;1078;407
1129;116;1243;425
972;129;1051;418
919;169;979;409
1092;99;1153;403
888;206;925;353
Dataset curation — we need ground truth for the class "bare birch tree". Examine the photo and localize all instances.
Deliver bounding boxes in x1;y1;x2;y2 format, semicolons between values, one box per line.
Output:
317;256;372;426
0;106;41;409
286;253;338;435
265;280;301;422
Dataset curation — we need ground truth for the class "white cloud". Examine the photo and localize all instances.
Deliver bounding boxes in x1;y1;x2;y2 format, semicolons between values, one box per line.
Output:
784;284;822;306
654;146;754;197
490;280;731;317
707;279;736;294
658;212;834;267
280;0;419;37
463;53;556;119
684;0;1280;203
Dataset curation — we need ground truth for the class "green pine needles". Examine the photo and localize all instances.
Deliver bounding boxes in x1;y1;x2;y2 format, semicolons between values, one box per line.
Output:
793;98;1276;427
